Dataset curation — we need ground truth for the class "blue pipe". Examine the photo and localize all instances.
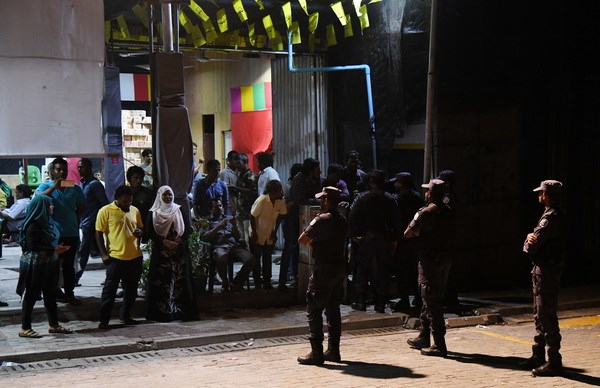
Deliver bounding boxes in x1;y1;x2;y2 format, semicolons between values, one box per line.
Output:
287;32;377;169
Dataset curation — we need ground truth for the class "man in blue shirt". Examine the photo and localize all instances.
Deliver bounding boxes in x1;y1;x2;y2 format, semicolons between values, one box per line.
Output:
75;158;109;285
36;157;85;305
192;159;229;219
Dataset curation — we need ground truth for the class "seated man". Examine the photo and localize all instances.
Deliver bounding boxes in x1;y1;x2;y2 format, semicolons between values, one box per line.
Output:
0;184;32;245
202;198;255;293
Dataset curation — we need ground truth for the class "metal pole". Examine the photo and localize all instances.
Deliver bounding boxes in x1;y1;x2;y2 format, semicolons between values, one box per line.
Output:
172;3;180;52
423;0;438;182
161;3;173;53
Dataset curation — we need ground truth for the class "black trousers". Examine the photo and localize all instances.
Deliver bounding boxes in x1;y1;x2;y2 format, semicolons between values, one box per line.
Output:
306;266;346;342
59;236;80;297
532;265;562;361
354;234;391;298
21;285;58;330
418;251;452;341
99;256;143;323
251;243;274;285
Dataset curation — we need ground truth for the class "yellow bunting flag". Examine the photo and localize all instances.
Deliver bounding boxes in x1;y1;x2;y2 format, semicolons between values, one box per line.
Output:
233;0;248;22
271;31;284;51
370;0;382;3
298;0;308;15
217;8;228;33
248;23;256;46
191;25;206;47
353;0;362;16
330;2;346;26
189;1;210;22
308;12;319;34
282;2;292;29
326;24;337;47
230;30;240;49
202;19;218;42
359;5;370;32
105;21;112;42
262;15;277;39
179;12;192;34
256;35;267;49
344;14;353;38
117;16;130;39
132;3;149;29
255;0;265;11
309;34;315;52
290;21;301;44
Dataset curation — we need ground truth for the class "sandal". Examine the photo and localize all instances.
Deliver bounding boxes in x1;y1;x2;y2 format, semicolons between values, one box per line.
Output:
48;325;73;334
19;329;41;338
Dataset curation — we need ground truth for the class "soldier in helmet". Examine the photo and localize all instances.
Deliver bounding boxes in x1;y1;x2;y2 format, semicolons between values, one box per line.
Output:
522;180;565;377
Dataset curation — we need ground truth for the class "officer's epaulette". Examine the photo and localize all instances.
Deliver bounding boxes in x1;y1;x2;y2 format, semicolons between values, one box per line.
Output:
309;212;332;226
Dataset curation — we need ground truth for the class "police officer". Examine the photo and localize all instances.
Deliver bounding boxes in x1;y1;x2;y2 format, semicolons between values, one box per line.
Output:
522;180;565;377
297;187;349;365
404;179;454;357
436;169;459;309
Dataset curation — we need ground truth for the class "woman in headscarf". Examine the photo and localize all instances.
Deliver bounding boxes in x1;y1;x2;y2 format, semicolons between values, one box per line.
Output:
145;186;198;322
16;195;73;338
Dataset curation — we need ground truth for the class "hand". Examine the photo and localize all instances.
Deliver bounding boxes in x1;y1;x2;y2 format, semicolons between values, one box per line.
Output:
133;228;143;238
53;178;63;189
54;243;70;254
270;230;278;244
101;254;110;264
526;233;537;244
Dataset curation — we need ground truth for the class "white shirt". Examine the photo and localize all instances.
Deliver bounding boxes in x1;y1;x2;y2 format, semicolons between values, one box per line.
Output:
3;197;31;231
257;166;280;196
250;194;287;245
219;166;238;185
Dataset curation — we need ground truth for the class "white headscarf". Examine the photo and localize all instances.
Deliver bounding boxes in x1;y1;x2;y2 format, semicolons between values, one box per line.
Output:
150;185;185;238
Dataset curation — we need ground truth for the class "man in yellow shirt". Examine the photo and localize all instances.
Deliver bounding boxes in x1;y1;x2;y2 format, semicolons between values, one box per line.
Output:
95;185;143;329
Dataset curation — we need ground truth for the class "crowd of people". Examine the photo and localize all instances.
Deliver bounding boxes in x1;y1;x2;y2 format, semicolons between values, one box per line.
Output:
0;151;566;376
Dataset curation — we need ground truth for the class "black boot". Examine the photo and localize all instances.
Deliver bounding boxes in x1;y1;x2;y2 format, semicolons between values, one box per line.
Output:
407;331;430;349
374;295;386;313
323;339;341;363
532;352;563;377
298;339;324;365
351;293;366;311
519;345;546;369
421;337;447;357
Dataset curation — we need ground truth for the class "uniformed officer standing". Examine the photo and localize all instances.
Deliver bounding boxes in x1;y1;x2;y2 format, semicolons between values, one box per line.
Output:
297;186;349;365
404;179;454;357
522;180;565;377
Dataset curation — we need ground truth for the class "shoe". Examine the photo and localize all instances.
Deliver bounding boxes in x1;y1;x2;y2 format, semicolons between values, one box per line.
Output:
421;344;448;357
98;322;110;330
519;356;545;369
19;329;42;338
115;290;124;298
323;341;341;363
391;300;410;312
532;361;564;377
48;325;73;334
74;283;82;287
0;301;8;307
67;296;82;306
407;335;431;350
120;318;142;325
277;284;288;290
374;302;386;313
351;300;366;311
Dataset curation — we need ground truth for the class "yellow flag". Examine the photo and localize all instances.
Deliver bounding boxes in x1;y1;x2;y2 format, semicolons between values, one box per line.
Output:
217;8;228;33
104;21;111;42
290;21;301;44
309;34;315;53
233;0;248;22
308;12;319;34
255;0;265;11
330;2;346;26
256;35;267;49
191;24;206;47
132;3;149;29
370;0;382;3
282;2;292;29
262;15;277;39
202;18;218;42
179;12;192;34
189;1;210;22
271;31;283;51
117;16;130;39
344;14;353;38
359;5;370;32
353;0;362;16
230;30;240;49
326;24;337;47
298;0;308;15
248;23;256;46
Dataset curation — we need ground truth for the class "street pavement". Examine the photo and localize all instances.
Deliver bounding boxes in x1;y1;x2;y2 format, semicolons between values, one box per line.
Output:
2;243;600;367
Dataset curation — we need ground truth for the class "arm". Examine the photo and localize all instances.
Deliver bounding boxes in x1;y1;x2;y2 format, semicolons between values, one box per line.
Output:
249;214;258;244
298;231;313;247
95;230;109;263
38;180;62;197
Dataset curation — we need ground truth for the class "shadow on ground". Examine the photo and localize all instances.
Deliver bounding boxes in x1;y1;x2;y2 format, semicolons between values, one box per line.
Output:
322;360;426;379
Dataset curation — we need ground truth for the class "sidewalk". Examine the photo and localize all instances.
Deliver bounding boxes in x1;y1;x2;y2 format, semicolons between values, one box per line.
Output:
2;244;600;364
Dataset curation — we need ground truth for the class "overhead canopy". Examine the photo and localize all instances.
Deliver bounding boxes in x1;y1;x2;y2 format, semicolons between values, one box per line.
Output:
0;0;105;158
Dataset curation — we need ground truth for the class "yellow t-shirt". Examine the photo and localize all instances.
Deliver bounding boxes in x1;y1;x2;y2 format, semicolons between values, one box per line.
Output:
0;189;6;208
95;202;143;260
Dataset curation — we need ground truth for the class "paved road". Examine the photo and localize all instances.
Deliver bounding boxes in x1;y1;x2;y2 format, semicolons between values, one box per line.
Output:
1;314;599;387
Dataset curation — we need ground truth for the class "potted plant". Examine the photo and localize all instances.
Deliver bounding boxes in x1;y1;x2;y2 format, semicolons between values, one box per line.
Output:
188;219;212;292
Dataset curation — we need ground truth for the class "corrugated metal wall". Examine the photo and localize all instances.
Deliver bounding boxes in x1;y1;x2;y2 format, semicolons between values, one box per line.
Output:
271;55;329;184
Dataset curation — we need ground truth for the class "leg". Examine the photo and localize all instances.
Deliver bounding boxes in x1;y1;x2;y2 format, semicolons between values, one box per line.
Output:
373;236;391;313
76;226;94;282
21;288;37;331
323;270;345;362
351;237;374;311
230;247;255;287
119;257;143;321
214;248;231;289
261;244;274;287
60;236;80;301
250;243;263;288
99;258;120;324
42;285;59;327
298;270;325;365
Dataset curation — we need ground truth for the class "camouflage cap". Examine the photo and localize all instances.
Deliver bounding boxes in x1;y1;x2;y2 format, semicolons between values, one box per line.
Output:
533;180;563;194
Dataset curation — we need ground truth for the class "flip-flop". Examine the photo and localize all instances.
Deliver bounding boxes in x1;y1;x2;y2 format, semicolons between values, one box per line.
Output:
48;325;73;334
19;329;41;338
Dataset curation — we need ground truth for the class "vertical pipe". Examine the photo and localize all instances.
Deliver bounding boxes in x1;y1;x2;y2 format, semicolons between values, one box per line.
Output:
162;3;173;53
172;3;180;52
423;0;438;182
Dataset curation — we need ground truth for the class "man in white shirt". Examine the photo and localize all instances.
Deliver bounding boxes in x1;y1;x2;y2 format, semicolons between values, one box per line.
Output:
0;184;32;245
257;152;280;196
219;150;239;214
